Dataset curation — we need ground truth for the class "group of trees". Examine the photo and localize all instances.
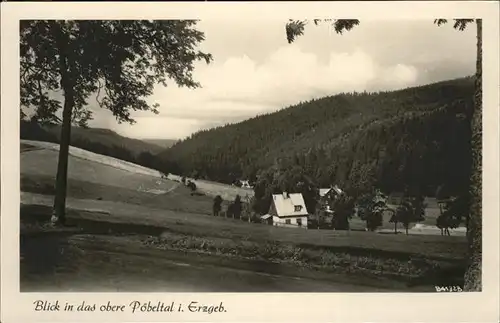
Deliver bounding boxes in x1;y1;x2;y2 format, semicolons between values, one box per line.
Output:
390;196;426;235
435;185;470;236
212;194;254;221
326;188;426;234
356;189;389;231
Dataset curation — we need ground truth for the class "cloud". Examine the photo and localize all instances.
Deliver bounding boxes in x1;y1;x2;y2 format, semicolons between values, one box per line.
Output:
125;44;420;139
43;20;473;140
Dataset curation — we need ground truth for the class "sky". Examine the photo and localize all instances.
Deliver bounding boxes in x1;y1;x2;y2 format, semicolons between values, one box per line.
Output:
79;20;476;140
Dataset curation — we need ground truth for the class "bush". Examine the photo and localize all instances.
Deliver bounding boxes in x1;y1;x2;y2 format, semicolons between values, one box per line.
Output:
186;180;197;191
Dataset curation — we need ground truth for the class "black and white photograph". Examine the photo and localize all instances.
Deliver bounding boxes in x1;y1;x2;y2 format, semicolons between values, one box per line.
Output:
2;1;500;322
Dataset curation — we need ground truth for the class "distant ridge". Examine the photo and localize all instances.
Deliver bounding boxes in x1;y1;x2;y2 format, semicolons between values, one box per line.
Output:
142;138;178;149
20;121;165;156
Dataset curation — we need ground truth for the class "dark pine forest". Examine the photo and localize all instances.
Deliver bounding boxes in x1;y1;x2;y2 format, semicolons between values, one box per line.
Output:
159;76;473;200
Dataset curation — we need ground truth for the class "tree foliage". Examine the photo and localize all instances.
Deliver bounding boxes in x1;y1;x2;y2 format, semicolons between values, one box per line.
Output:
21;20;212;125
329;193;355;230
213;195;223;217
393;195;426;235
251;162;318;215
20;20;212;224
285;19;360;43
436;195;469;235
186;180;197;192
356;189;387;231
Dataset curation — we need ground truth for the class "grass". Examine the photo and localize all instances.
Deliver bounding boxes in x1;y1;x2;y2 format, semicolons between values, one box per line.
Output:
21;141;252;201
167;174;254;201
20;204;466;288
20;142;468;288
21;173;223;216
20;202;467;262
21;148;175;192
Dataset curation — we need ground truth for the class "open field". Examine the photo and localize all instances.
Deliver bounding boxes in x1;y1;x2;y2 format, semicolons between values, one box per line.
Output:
21;143;175;193
21;193;467;261
167;173;254;201
21;140;253;200
22;140;162;177
21;173;221;216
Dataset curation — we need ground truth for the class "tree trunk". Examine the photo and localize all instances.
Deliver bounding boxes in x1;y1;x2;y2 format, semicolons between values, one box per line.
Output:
50;22;74;226
52;82;75;225
394;222;397;234
463;19;482;292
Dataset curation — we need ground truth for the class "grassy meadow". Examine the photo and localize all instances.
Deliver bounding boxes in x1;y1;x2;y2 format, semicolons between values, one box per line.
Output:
20;141;467;287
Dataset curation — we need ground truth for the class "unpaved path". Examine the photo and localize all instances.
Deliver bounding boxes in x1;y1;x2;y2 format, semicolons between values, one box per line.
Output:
20;232;411;292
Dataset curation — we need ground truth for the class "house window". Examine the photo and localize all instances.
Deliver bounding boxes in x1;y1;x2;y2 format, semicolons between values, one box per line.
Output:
285;219;291;224
294;205;302;212
297;218;302;226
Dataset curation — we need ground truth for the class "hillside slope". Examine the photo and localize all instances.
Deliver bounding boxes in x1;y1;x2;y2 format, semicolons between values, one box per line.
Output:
20;121;166;169
159;77;474;196
20;141;218;215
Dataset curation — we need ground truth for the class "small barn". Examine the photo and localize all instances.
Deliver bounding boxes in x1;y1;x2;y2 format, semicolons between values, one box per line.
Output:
319;185;343;202
240;180;253;189
260;214;273;225
268;192;309;229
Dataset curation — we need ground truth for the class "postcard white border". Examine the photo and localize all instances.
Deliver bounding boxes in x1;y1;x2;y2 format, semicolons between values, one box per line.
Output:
2;1;499;322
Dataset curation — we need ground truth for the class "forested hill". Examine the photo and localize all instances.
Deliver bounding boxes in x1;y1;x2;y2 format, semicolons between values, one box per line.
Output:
159;76;474;197
20;121;165;169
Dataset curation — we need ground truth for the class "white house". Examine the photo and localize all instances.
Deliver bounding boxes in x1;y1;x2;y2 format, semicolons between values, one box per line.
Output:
268;192;309;229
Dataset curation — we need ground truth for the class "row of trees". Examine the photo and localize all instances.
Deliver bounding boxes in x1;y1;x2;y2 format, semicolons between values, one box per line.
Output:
311;188;428;234
436;195;469;236
212;194;256;222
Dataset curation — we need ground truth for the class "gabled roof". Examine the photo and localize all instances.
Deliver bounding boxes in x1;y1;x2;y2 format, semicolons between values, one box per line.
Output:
319;185;343;197
319;188;331;197
261;214;272;220
272;193;309;217
332;185;343;195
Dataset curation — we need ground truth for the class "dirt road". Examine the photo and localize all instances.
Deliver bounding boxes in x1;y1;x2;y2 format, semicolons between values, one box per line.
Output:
20;232;401;292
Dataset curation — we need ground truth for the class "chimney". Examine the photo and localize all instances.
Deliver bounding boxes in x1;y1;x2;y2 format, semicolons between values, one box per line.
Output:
283;192;289;199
